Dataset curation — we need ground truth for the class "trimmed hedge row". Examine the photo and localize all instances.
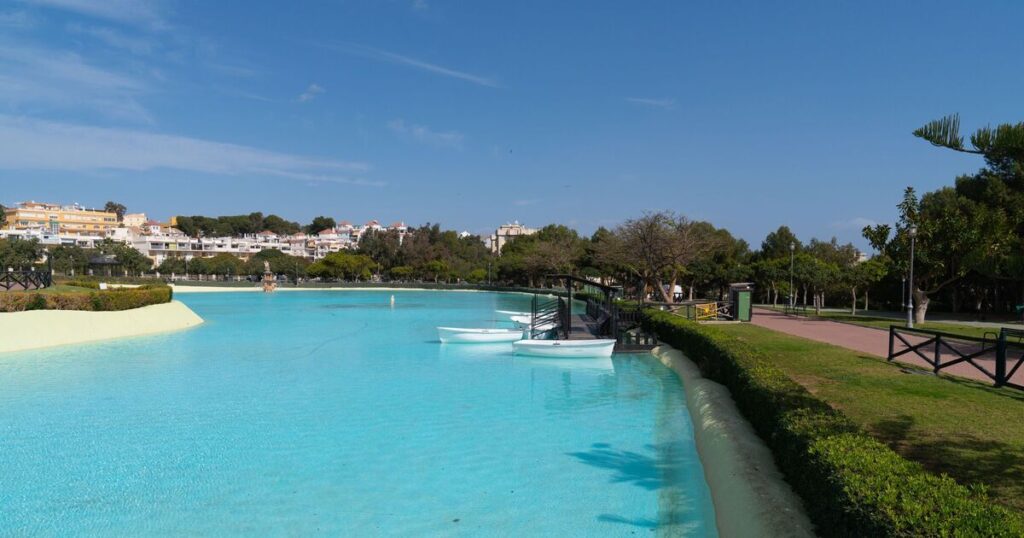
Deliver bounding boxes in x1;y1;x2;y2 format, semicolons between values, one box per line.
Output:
642;309;1024;537
0;285;173;312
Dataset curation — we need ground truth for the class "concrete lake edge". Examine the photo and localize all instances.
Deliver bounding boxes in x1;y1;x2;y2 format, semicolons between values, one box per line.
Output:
652;345;815;538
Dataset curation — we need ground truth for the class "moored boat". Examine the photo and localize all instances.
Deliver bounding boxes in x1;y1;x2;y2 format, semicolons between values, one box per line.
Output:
437;327;526;343
512;339;616;358
496;310;532;318
510;314;533;326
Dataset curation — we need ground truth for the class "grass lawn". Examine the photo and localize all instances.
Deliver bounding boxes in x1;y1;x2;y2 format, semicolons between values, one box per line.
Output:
760;305;1005;339
716;322;1024;513
11;285;96;295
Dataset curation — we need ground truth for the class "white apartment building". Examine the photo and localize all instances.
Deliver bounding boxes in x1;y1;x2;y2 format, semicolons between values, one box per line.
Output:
2;209;413;267
489;221;537;254
122;213;148;227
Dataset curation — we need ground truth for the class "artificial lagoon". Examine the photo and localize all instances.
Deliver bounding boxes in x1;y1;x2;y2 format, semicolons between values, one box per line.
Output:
0;291;716;535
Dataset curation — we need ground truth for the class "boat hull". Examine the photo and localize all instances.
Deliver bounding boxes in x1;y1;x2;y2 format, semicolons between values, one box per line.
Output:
438;327;525;343
496;310;531;318
509;314;533;326
512;339;616;358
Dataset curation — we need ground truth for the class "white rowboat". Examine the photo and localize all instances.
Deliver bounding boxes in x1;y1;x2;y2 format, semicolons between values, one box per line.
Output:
496;310;532;318
510;314;533;326
512;339;616;358
438;327;526;343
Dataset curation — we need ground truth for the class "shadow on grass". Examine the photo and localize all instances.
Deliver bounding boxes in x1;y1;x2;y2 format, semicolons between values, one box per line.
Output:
850;352;1024;404
871;414;1024;511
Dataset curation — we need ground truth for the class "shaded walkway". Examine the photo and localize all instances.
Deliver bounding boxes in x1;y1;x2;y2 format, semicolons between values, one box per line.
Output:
751;308;1023;386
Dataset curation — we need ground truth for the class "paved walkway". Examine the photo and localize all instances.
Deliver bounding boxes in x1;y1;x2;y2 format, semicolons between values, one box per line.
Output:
751;308;1023;386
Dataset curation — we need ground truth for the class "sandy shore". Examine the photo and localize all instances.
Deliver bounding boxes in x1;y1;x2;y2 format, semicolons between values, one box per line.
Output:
653;345;815;537
0;301;204;354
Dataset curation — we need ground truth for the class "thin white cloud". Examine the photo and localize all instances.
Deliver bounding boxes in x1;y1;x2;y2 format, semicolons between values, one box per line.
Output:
0;10;35;28
388;119;464;149
412;0;428;11
334;43;499;88
66;23;154;54
0;43;153;122
625;97;676;110
0;115;381;186
831;217;878;231
22;0;168;29
298;83;325;102
206;62;262;78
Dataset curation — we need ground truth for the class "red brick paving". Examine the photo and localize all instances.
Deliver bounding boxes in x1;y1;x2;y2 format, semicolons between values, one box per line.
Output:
751;308;1023;387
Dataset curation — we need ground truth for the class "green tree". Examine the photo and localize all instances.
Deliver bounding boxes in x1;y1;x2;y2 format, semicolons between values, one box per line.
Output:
306;216;336;234
309;251;377;281
752;258;790;306
595;212;713;303
864;187;983;323
104;201;127;221
851;257;889;313
760;226;803;260
0;237;43;270
203;253;245;277
48;245;89;276
157;256;187;275
95;239;152;276
358;229;403;270
246;249;310;280
388;265;415;281
263;215;302;235
420;259;449;283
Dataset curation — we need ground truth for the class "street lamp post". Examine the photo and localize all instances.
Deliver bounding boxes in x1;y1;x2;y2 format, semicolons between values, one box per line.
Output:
907;226;917;328
901;275;906;314
789;242;795;307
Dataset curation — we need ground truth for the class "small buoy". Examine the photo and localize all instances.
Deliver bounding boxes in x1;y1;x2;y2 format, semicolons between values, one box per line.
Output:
390;295;395;307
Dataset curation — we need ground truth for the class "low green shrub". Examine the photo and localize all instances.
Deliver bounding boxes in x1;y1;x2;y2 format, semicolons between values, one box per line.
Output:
0;285;173;312
641;308;1024;537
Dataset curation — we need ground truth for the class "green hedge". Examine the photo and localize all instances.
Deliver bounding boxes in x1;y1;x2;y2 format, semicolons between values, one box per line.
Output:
0;285;173;312
641;309;1024;537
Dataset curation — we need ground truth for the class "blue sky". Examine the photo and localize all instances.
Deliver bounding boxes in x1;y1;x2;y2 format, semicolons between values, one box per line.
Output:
0;1;1020;249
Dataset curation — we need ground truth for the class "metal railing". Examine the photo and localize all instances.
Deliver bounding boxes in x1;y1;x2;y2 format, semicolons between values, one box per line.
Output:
645;300;735;321
888;325;1024;390
782;302;809;316
0;270;52;291
583;296;657;349
531;294;568;340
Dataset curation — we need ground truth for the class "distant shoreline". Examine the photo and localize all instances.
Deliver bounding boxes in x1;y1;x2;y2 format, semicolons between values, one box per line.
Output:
170;283;563;295
171;285;495;293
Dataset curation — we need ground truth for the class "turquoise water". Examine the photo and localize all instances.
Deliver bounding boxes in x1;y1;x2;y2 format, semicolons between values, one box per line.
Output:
0;291;716;536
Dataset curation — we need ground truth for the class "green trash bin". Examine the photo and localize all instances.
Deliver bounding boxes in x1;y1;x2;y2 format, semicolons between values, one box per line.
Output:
730;283;754;322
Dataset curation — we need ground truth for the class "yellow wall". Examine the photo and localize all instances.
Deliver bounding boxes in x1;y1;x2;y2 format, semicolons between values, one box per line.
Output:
10;204;118;234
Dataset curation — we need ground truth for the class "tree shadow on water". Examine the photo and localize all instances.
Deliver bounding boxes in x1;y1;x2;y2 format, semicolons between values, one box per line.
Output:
597;514;658;528
567;443;674;491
